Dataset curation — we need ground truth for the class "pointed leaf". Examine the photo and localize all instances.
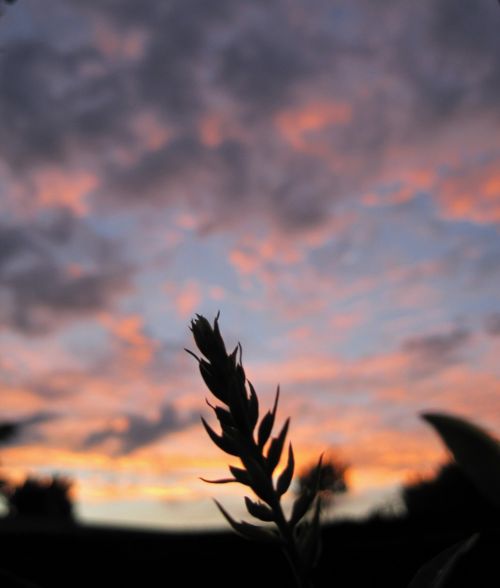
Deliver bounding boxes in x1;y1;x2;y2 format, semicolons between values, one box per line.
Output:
184;348;200;362
199;360;227;403
297;497;322;571
229;466;252;486
190;315;215;360
422;413;500;509
247;381;259;432
290;490;315;528
213;405;234;429
290;454;323;526
200;477;237;484
258;411;274;450
244;496;275;522
212;313;227;357
267;418;290;473
257;387;280;449
214;501;279;543
240;455;274;503
408;533;479;588
227;376;250;432
201;417;239;457
276;443;295;496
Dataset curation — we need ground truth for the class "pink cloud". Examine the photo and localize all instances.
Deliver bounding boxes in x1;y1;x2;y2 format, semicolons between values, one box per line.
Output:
33;167;98;216
93;22;147;61
100;313;158;369
276;101;352;151
436;159;500;224
164;280;202;318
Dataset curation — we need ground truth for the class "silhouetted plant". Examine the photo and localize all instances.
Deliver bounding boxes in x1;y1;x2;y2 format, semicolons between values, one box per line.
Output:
408;413;500;587
2;476;74;521
188;314;323;588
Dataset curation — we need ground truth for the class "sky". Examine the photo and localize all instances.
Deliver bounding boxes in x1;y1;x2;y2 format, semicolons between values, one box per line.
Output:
0;0;499;530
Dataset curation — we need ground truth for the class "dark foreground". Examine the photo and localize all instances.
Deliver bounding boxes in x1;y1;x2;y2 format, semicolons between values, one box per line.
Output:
0;518;498;587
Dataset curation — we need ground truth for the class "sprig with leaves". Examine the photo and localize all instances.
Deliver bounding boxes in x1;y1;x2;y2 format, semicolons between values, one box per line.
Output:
188;314;322;588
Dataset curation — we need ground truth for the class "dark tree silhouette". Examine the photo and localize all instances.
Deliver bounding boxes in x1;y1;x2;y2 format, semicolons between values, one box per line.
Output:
296;454;349;508
0;422;18;444
3;476;75;521
402;461;500;530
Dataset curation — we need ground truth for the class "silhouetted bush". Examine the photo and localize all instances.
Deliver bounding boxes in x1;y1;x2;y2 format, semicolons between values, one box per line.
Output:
0;422;18;444
403;461;500;530
3;476;74;521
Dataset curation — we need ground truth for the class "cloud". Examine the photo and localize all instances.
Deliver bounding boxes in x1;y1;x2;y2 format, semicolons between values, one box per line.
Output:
0;211;130;334
2;0;499;235
1;410;60;446
485;313;500;337
164;280;202;319
401;327;471;378
82;403;198;455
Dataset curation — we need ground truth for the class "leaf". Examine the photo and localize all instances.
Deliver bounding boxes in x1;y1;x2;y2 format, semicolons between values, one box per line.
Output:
408;533;479;588
200;477;237;484
190;315;214;360
266;418;290;474
199;360;227;403
296;498;322;571
240;454;274;503
244;497;275;522
229;466;252;486
290;454;323;526
422;412;500;509
290;490;315;528
201;417;240;457
276;443;295;496
227;376;250;432
214;500;279;543
257;387;280;450
212;405;234;428
247;381;259;432
258;411;274;450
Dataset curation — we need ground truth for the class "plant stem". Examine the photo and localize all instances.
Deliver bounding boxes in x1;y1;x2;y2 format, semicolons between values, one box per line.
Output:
271;498;313;588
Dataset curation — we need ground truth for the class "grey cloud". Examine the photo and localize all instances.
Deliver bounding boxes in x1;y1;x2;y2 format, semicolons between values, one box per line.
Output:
0;41;130;171
402;327;471;378
217;25;312;115
395;0;500;126
2;411;60;446
2;0;499;235
485;313;500;337
0;212;130;334
83;403;197;454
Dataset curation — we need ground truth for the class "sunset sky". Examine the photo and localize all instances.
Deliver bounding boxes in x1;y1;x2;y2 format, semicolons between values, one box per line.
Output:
0;0;499;530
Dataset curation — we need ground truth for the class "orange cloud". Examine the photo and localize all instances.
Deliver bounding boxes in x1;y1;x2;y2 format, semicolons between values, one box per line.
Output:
34;167;97;215
164;280;202;318
132;111;170;152
100;313;158;368
94;22;146;61
199;115;224;148
276;101;352;150
437;160;500;223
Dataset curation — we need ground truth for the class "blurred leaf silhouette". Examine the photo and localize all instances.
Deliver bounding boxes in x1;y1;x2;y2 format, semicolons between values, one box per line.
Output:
422;413;500;510
408;412;500;587
189;313;323;588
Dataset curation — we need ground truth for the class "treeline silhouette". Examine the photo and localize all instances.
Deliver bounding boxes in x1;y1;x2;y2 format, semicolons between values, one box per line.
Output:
402;461;500;531
1;416;499;586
